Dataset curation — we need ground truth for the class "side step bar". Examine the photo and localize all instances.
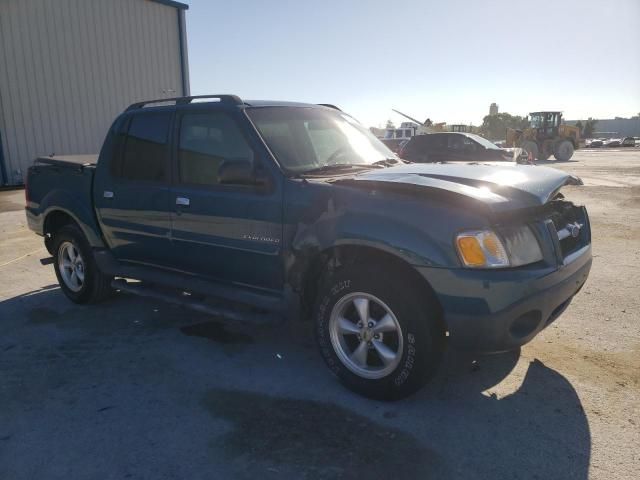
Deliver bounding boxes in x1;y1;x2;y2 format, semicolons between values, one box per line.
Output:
94;249;284;312
112;279;281;325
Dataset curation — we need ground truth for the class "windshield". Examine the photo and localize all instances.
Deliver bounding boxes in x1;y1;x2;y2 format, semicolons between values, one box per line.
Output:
530;114;543;128
465;133;502;150
246;107;395;174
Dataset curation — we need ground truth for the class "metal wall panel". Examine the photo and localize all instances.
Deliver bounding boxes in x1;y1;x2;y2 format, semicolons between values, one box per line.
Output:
0;0;186;185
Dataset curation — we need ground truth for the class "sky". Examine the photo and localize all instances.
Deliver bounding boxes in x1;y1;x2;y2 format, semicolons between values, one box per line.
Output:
184;0;640;128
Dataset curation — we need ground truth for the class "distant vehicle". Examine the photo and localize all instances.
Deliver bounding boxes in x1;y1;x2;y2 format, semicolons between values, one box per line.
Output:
586;139;603;148
593;132;619;139
399;132;526;163
505;111;580;161
449;124;472;133
380;138;409;153
621;137;636;147
603;138;622;148
25;95;592;400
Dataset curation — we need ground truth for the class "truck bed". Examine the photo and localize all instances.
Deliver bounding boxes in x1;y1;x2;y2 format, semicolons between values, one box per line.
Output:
26;155;98;239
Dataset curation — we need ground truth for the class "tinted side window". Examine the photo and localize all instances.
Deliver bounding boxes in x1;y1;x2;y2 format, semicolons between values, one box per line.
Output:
109;115;129;177
430;135;447;149
178;112;254;186
448;134;465;149
461;136;479;151
121;112;171;182
405;135;430;153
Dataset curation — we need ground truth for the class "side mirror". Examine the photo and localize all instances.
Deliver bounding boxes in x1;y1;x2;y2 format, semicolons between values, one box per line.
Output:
218;159;255;185
218;159;269;187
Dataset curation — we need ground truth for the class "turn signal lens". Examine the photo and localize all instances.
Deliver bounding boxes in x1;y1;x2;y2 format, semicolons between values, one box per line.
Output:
457;237;486;266
456;230;509;268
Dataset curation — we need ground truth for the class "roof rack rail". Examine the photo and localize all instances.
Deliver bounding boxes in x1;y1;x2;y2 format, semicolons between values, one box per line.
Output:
125;95;243;111
317;103;342;111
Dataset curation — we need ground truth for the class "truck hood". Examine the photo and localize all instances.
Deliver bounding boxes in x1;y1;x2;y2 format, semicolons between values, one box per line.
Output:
336;162;582;212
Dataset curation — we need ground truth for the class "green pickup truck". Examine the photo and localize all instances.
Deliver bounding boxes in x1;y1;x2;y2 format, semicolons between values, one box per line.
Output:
25;95;592;399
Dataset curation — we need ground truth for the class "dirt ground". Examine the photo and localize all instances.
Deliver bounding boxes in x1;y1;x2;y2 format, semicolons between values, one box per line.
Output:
0;149;638;479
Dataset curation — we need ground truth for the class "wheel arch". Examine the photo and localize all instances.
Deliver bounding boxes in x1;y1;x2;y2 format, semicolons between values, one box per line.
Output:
42;208;94;254
298;243;445;333
38;188;105;249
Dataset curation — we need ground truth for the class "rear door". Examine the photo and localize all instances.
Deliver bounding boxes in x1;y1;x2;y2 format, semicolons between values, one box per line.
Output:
402;135;431;162
446;134;477;162
428;134;448;162
93;110;173;267
168;108;283;292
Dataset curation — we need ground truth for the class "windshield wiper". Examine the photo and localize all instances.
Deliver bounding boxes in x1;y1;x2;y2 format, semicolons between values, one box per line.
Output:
372;158;403;167
300;164;364;175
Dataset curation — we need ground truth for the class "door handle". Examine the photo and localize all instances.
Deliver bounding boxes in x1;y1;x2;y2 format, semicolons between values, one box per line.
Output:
103;191;114;199
176;197;190;207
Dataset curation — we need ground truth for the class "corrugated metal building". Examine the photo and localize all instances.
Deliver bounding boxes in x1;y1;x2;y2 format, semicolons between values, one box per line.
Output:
0;0;189;185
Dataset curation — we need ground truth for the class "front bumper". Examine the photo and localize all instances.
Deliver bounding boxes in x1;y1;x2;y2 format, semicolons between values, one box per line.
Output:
417;244;592;352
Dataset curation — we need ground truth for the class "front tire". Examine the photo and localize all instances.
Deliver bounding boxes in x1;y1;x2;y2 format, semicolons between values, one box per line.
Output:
521;140;539;162
52;224;113;304
314;265;444;400
554;139;574;161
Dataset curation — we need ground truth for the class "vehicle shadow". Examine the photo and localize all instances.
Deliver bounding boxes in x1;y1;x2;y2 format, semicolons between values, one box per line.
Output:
0;287;591;480
405;348;591;479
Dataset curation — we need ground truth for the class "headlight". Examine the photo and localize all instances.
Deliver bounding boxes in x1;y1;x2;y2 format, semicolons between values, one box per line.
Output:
500;225;543;266
456;226;542;268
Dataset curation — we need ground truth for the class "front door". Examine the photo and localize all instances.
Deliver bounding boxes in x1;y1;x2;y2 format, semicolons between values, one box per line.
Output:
94;110;173;267
429;134;448;162
168;109;283;292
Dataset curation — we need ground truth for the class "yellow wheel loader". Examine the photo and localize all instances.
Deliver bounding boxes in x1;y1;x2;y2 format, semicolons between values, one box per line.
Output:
506;111;580;161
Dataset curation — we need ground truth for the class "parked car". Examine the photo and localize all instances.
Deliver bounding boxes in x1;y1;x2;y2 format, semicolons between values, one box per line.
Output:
380;138;409;153
621;137;636;147
603;138;622;148
586;139;603;148
399;132;526;163
25;95;592;400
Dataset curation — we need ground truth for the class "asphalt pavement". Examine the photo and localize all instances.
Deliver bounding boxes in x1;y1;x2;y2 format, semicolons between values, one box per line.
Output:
1;149;638;479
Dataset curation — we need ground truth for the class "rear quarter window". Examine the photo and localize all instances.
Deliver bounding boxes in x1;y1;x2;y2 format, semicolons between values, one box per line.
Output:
118;112;171;182
108;115;130;177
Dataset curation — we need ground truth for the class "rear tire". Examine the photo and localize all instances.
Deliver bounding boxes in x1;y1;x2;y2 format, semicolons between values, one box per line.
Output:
553;139;574;161
521;141;539;161
314;264;445;400
52;224;113;304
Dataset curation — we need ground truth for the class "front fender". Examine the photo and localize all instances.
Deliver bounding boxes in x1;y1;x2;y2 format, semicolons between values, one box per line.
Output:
284;180;468;290
291;210;453;267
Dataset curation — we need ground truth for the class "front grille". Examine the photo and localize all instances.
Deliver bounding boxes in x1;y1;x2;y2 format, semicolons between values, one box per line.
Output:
547;201;590;259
